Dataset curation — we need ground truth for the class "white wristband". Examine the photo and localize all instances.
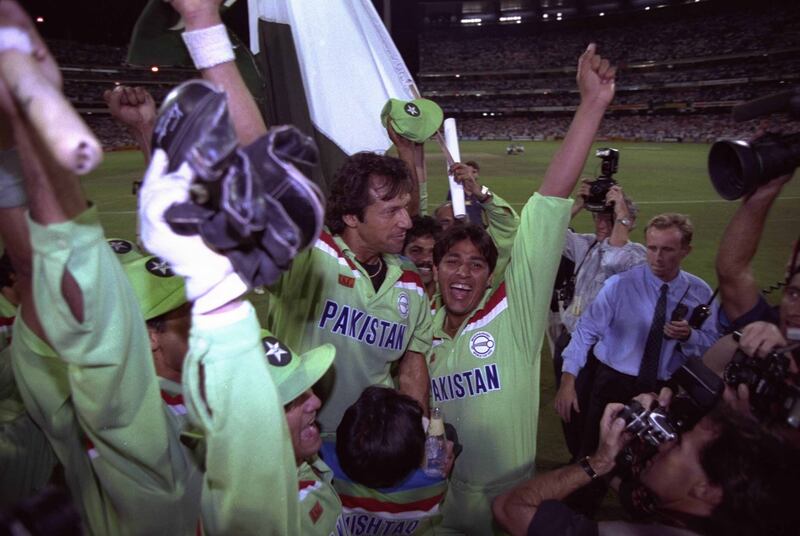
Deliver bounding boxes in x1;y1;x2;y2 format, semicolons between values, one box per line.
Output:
0;27;34;54
181;24;235;70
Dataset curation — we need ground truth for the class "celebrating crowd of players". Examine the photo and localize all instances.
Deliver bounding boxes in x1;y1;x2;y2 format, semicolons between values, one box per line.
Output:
0;0;799;535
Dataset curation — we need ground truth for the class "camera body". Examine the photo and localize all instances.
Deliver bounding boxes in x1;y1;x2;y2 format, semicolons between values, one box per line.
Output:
618;400;678;447
724;347;800;428
584;148;620;213
617;359;723;471
556;275;576;306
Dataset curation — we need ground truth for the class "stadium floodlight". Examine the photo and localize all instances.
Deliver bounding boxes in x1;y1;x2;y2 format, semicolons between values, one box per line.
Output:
460;17;482;24
645;6;651;10
599;12;605;16
151;66;159;72
499;15;522;22
542;13;549;19
36;16;44;23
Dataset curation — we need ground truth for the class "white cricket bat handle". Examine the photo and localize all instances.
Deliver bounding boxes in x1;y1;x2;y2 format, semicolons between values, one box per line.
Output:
443;118;466;219
0;49;102;175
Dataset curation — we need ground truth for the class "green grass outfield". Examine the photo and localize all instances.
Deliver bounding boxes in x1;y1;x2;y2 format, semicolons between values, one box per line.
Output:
85;140;799;485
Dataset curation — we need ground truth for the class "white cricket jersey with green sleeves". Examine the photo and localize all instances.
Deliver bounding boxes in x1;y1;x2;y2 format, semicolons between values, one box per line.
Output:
266;231;432;432
428;193;572;535
184;301;301;535
298;457;349;535
11;207;202;536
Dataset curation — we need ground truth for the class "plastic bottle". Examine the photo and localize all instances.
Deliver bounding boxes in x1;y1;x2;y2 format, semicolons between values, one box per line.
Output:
423;407;446;478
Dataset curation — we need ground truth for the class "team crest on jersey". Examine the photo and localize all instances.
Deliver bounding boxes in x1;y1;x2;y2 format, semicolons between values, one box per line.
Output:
262;336;292;367
397;292;409;318
469;331;496;359
145;257;175;278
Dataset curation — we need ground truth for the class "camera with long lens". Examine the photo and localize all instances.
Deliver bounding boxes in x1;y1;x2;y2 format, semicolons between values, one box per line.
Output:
584;148;619;212
723;342;800;428
616;359;723;470
707;86;800;200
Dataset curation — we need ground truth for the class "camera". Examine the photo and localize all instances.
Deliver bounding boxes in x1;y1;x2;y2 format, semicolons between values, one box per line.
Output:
708;133;800;200
707;86;800;200
618;400;677;447
556;275;576;306
617;359;723;470
724;344;800;428
584;148;619;213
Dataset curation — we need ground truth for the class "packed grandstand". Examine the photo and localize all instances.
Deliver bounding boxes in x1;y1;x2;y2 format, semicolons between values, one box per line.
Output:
56;0;800;147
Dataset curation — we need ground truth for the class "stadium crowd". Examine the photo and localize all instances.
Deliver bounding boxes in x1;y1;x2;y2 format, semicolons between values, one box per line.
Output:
419;4;800;72
1;0;799;535
416;1;799;143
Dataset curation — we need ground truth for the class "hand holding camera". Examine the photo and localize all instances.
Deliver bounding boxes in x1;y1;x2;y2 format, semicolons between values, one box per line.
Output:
582;148;619;213
724;329;800;428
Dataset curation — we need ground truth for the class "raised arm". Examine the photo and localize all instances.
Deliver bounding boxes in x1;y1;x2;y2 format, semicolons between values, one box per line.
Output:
716;174;793;323
493;403;627;536
538;44;615;198
104;85;156;161
170;0;267;144
389;124;424;217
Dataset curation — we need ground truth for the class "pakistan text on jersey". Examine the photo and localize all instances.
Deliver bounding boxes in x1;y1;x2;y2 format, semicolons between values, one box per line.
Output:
318;300;407;351
431;363;501;402
342;513;419;536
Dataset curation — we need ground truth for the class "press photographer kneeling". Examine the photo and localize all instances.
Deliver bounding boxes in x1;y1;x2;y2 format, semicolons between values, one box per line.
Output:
493;388;799;536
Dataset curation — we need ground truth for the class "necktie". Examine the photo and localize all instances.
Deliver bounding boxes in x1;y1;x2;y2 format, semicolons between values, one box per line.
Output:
637;284;669;392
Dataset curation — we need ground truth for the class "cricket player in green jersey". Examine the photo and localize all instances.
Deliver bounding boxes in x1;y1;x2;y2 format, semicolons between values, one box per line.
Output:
153;0;432;434
139;140;337;534
427;44;617;534
434;162;520;289
265;152;433;432
0;54;203;536
258;330;347;535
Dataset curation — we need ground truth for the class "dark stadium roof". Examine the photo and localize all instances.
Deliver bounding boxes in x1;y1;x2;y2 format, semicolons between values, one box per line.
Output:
21;0;787;45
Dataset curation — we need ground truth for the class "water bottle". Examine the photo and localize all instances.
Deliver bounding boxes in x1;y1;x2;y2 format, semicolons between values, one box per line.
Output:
423;407;446;478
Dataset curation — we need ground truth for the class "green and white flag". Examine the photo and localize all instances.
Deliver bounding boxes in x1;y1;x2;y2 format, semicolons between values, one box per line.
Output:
129;0;416;192
248;0;418;190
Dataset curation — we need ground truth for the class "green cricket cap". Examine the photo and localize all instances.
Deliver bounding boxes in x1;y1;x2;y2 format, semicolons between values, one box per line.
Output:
381;98;443;143
259;329;335;405
121;254;188;321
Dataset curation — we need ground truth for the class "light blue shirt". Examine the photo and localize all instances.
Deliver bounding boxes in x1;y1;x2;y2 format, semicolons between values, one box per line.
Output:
562;263;720;380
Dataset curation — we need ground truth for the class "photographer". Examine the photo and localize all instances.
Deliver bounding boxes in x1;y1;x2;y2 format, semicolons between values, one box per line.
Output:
494;396;800;536
555;213;718;464
716;174;797;330
552;179;646;460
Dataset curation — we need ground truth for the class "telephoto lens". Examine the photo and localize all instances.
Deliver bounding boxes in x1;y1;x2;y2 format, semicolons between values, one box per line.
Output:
707;133;800;200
